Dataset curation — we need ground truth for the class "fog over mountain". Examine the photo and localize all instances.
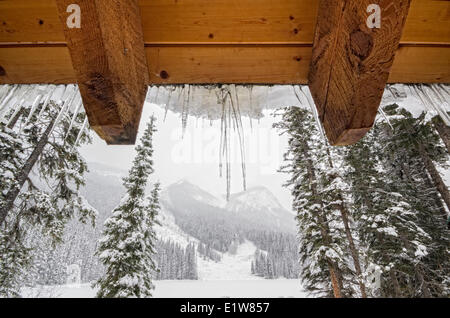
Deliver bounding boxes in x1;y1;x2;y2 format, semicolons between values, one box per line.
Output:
77;162;299;281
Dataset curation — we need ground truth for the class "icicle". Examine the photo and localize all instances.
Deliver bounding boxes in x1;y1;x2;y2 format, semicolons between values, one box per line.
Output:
74;116;89;147
293;85;326;141
216;86;237;200
20;94;42;133
0;85;12;106
424;85;450;125
247;86;254;129
262;85;270;110
6;99;24;127
226;90;232;201
163;86;175;122
50;88;77;135
303;86;326;141
412;84;450;126
154;86;161;104
438;84;450;99
378;107;394;130
181;84;190;138
387;84;407;101
0;85;17;112
24;94;42;123
218;91;224;178
65;100;83;140
1;86;32;124
37;86;57;123
229;84;247;191
429;85;446;105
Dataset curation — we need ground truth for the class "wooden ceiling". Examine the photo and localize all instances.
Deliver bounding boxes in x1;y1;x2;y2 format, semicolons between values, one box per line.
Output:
0;0;448;85
0;0;448;145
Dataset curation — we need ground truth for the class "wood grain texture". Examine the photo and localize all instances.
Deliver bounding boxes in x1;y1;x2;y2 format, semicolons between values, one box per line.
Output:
308;0;412;146
0;45;448;85
146;45;312;84
0;0;448;45
55;0;149;145
389;45;450;83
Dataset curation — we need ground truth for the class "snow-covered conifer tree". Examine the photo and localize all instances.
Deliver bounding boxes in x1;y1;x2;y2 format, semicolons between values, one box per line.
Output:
376;105;450;297
275;107;352;298
95;116;159;298
0;85;96;297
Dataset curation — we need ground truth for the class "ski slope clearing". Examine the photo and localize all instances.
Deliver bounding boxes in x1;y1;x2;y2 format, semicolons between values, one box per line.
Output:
198;240;261;281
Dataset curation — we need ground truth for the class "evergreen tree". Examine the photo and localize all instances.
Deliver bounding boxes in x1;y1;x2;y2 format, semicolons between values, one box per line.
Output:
95;116;159;298
0;86;96;297
275;107;351;298
345;125;430;297
378;106;450;297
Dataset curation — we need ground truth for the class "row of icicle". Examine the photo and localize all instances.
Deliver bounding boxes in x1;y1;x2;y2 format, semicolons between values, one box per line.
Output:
146;83;449;200
1;83;448;200
0;84;89;148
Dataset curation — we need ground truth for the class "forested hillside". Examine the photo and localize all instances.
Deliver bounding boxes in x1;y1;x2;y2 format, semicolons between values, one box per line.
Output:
162;180;299;279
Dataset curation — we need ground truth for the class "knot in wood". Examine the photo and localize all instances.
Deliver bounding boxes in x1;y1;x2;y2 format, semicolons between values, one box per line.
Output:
350;30;373;61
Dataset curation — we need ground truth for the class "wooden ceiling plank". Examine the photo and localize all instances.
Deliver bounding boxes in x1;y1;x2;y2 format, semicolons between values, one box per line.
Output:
0;0;448;45
308;0;412;146
54;0;149;145
0;46;448;85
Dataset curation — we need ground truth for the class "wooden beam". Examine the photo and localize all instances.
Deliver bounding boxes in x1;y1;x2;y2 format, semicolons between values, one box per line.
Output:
54;0;149;145
308;0;412;146
0;45;448;85
0;0;448;45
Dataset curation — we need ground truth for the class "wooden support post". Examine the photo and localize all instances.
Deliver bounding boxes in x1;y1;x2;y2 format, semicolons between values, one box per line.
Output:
308;0;412;146
55;0;149;145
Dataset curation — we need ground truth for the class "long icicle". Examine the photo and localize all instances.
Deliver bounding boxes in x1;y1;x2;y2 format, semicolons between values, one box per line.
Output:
181;85;190;139
419;84;450;125
2;86;33;124
73;116;89;148
24;94;43;123
412;84;450;126
226;89;232;201
164;86;175;122
378;107;394;130
65;99;83;140
20;94;43;133
37;86;57;123
6;97;25;127
219;89;225;179
429;84;446;105
50;88;77;135
0;85;17;112
229;84;247;191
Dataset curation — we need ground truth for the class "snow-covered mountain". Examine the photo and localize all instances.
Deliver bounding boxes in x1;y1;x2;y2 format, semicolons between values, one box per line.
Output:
82;164;296;242
227;186;296;233
81;164;298;280
163;179;226;211
162;180;296;234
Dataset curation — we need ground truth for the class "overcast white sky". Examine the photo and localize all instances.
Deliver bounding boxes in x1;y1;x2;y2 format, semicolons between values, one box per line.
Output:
80;102;294;211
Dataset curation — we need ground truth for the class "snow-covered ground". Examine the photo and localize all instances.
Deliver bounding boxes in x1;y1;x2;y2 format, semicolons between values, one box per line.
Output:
21;240;308;298
22;280;307;298
198;240;262;281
